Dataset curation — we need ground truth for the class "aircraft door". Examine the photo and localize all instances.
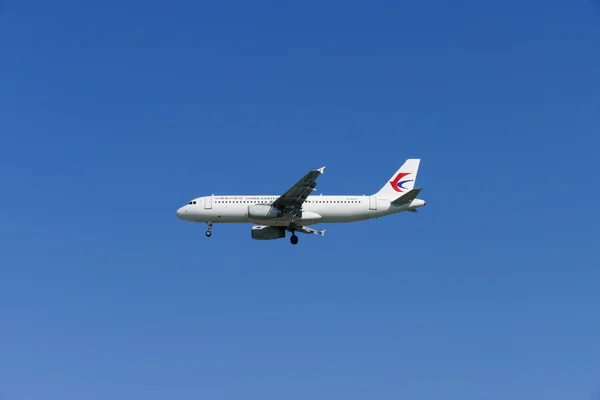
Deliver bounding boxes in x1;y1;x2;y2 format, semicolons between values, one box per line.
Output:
369;196;377;210
205;195;213;209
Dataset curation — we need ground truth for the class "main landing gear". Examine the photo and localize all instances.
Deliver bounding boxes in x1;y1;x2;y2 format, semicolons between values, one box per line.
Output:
287;224;326;245
288;222;298;245
206;222;213;237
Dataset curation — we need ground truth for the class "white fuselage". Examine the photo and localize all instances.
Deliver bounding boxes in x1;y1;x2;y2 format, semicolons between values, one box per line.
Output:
176;194;426;227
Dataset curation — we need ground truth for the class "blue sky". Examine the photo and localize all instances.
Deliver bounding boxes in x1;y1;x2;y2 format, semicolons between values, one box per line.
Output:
1;1;599;399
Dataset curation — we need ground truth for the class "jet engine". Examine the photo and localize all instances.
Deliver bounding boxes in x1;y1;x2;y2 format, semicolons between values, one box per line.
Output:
251;225;286;240
247;204;283;219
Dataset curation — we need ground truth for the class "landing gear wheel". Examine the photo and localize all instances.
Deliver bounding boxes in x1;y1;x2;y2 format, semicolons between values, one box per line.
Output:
206;222;213;237
205;231;212;237
290;234;298;245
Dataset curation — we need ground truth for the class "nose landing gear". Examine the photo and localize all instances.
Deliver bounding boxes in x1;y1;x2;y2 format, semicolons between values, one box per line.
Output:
206;222;213;237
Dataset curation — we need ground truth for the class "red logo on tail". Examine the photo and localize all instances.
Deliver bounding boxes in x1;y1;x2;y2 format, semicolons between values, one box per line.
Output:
390;172;413;193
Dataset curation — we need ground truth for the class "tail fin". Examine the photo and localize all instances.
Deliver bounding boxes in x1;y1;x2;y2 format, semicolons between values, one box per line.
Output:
374;159;421;200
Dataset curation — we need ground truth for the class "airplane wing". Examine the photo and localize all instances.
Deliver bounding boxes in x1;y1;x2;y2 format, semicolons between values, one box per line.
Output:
272;166;325;208
297;226;326;236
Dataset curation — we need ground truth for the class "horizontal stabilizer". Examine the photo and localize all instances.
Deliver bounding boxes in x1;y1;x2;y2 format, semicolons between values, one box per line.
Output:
391;188;422;205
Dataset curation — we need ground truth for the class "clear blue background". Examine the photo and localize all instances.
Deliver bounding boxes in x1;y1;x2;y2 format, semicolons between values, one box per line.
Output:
1;1;599;399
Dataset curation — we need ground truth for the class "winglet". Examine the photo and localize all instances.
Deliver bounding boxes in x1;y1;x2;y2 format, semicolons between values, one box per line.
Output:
317;166;325;174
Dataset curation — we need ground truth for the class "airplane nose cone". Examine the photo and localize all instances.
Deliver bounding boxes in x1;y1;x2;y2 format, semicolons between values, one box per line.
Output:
176;206;186;219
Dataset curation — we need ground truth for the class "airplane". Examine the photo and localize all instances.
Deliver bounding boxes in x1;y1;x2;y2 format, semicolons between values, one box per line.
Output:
176;159;426;245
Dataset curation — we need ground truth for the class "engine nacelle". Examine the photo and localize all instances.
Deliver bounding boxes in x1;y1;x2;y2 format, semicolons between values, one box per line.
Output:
251;225;286;240
247;204;283;219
